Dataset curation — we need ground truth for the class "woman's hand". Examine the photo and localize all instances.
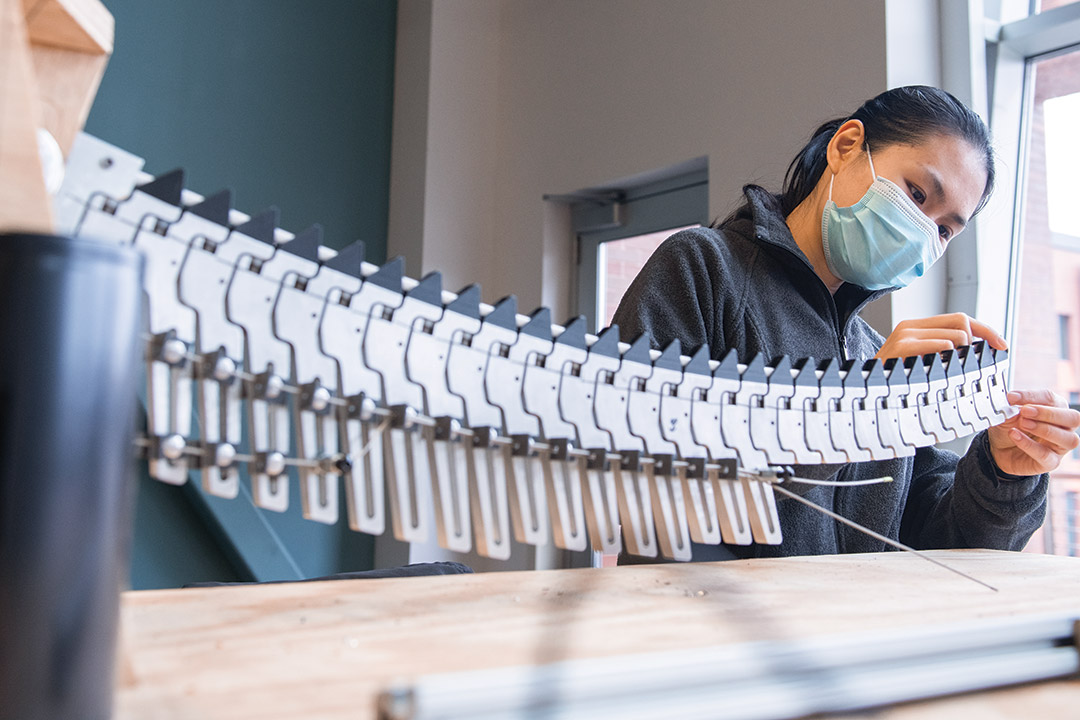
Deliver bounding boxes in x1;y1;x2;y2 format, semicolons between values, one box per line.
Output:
987;390;1080;477
874;312;1008;360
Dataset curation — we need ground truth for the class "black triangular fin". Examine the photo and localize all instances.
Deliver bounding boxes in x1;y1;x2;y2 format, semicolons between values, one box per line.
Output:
520;307;553;340
684;344;712;376
555;316;588;349
655;339;682;371
407;271;443;306
235;208;279;245
324;240;365;278
484;295;518;330
188;189;231;225
137;168;185;206
447;285;481;319
621;332;653;366
367;256;405;292
590;325;621;359
281;224;322;263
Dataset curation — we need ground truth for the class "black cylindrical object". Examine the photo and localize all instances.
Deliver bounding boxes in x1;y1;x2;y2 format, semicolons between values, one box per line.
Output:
0;233;143;720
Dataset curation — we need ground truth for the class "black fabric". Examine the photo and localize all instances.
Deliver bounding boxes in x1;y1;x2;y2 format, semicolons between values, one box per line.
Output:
612;185;1047;560
183;561;473;588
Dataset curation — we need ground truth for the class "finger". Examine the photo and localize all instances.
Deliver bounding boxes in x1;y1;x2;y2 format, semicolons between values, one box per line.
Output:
876;339;956;360
1015;416;1079;454
903;328;972;349
1007;428;1056;467
898;313;972;336
1007;390;1064;408
968;318;1009;350
1017;403;1080;430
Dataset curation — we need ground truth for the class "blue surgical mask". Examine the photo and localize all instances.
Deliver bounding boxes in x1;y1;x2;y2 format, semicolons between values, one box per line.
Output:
820;147;944;291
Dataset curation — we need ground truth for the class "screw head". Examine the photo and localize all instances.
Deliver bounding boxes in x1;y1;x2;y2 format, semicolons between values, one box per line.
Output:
264;451;286;476
213;356;236;381
162;338;187;365
215;443;237;468
161;434;186;460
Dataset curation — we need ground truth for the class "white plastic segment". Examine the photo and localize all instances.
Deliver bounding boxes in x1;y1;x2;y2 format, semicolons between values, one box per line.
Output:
915;355;958;443
779;358;825;464
971;342;1011;425
954;348;991;432
894;358;940;448
54;133;145;234
596;337;655;558
363;273;444;546
721;357;770;470
659;351;720;546
405;284;480;555
487;311;554;548
554;328;623;555
625;343;691;561
224;229;293;513
317;275;386;537
937;351;975;439
690;355;753;546
429;419;472;553
466;433;512;560
102;178;195;486
523;318;589;552
828;361;873;463
174;204;243;498
273;260;342;526
986;348;1018;420
803;361;849;464
850;361;895;461
749;357;798;466
445;299;517;559
729;356;783;546
877;360;917;459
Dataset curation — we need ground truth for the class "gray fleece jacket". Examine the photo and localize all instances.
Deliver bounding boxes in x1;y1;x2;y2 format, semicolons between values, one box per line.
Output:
611;185;1047;559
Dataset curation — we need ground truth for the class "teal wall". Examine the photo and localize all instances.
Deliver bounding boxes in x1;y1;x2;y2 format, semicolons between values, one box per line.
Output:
86;0;395;259
88;1;398;589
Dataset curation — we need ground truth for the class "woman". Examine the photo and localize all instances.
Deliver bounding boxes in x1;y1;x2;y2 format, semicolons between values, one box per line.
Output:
612;86;1080;559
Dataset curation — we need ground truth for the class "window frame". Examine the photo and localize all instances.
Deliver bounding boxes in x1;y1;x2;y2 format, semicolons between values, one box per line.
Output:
567;161;709;331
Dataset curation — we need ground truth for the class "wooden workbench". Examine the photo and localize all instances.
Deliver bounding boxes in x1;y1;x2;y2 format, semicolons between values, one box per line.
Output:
116;550;1080;719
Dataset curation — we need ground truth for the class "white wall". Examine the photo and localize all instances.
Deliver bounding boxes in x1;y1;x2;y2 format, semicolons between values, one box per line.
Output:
389;0;892;324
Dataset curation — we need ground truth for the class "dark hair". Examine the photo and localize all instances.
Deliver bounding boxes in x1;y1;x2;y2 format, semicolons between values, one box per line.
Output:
776;86;994;218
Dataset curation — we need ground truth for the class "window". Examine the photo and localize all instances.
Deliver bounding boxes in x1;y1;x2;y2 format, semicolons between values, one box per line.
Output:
565;159;708;332
991;1;1080;556
1060;314;1071;360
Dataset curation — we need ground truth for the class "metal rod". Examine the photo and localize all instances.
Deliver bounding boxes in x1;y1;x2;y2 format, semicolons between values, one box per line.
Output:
770;484;998;592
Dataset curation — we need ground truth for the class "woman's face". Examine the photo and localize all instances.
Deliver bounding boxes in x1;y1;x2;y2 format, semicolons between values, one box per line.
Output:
829;133;988;247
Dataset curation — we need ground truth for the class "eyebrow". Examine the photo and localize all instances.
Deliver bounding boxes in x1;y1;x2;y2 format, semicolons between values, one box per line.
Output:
927;169;968;230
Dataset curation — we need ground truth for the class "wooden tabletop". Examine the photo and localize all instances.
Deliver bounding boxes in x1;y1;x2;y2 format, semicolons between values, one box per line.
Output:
116;550;1080;719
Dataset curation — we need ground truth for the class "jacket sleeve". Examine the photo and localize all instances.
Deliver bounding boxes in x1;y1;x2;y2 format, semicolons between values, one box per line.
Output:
898;430;1048;550
610;230;725;353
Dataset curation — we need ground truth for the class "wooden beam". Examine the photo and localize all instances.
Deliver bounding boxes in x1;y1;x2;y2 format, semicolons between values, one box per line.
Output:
22;0;112;55
0;0;53;233
30;42;108;154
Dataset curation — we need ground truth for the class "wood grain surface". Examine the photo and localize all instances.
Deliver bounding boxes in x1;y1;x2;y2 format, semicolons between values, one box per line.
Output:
116;550;1080;719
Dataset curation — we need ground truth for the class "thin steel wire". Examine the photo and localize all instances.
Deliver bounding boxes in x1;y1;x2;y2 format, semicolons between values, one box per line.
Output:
771;484;998;592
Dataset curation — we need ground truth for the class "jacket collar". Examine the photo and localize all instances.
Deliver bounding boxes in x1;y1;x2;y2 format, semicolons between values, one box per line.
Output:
733;184;893;323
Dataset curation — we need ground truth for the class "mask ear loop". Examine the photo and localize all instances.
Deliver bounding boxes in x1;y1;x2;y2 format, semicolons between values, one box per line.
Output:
866;144;876;180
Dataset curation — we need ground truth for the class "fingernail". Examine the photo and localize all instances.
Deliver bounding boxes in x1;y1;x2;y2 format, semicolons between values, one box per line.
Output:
1021;418;1037;430
1007;391;1021;403
1009;428;1024;441
1021;405;1038;418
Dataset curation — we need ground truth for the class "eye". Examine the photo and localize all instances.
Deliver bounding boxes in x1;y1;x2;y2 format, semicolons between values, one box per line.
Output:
938;225;952;242
908;184;927;204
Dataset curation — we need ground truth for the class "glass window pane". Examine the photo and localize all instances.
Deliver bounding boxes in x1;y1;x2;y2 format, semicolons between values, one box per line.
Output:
1011;45;1080;557
598;225;697;328
1037;0;1080;12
